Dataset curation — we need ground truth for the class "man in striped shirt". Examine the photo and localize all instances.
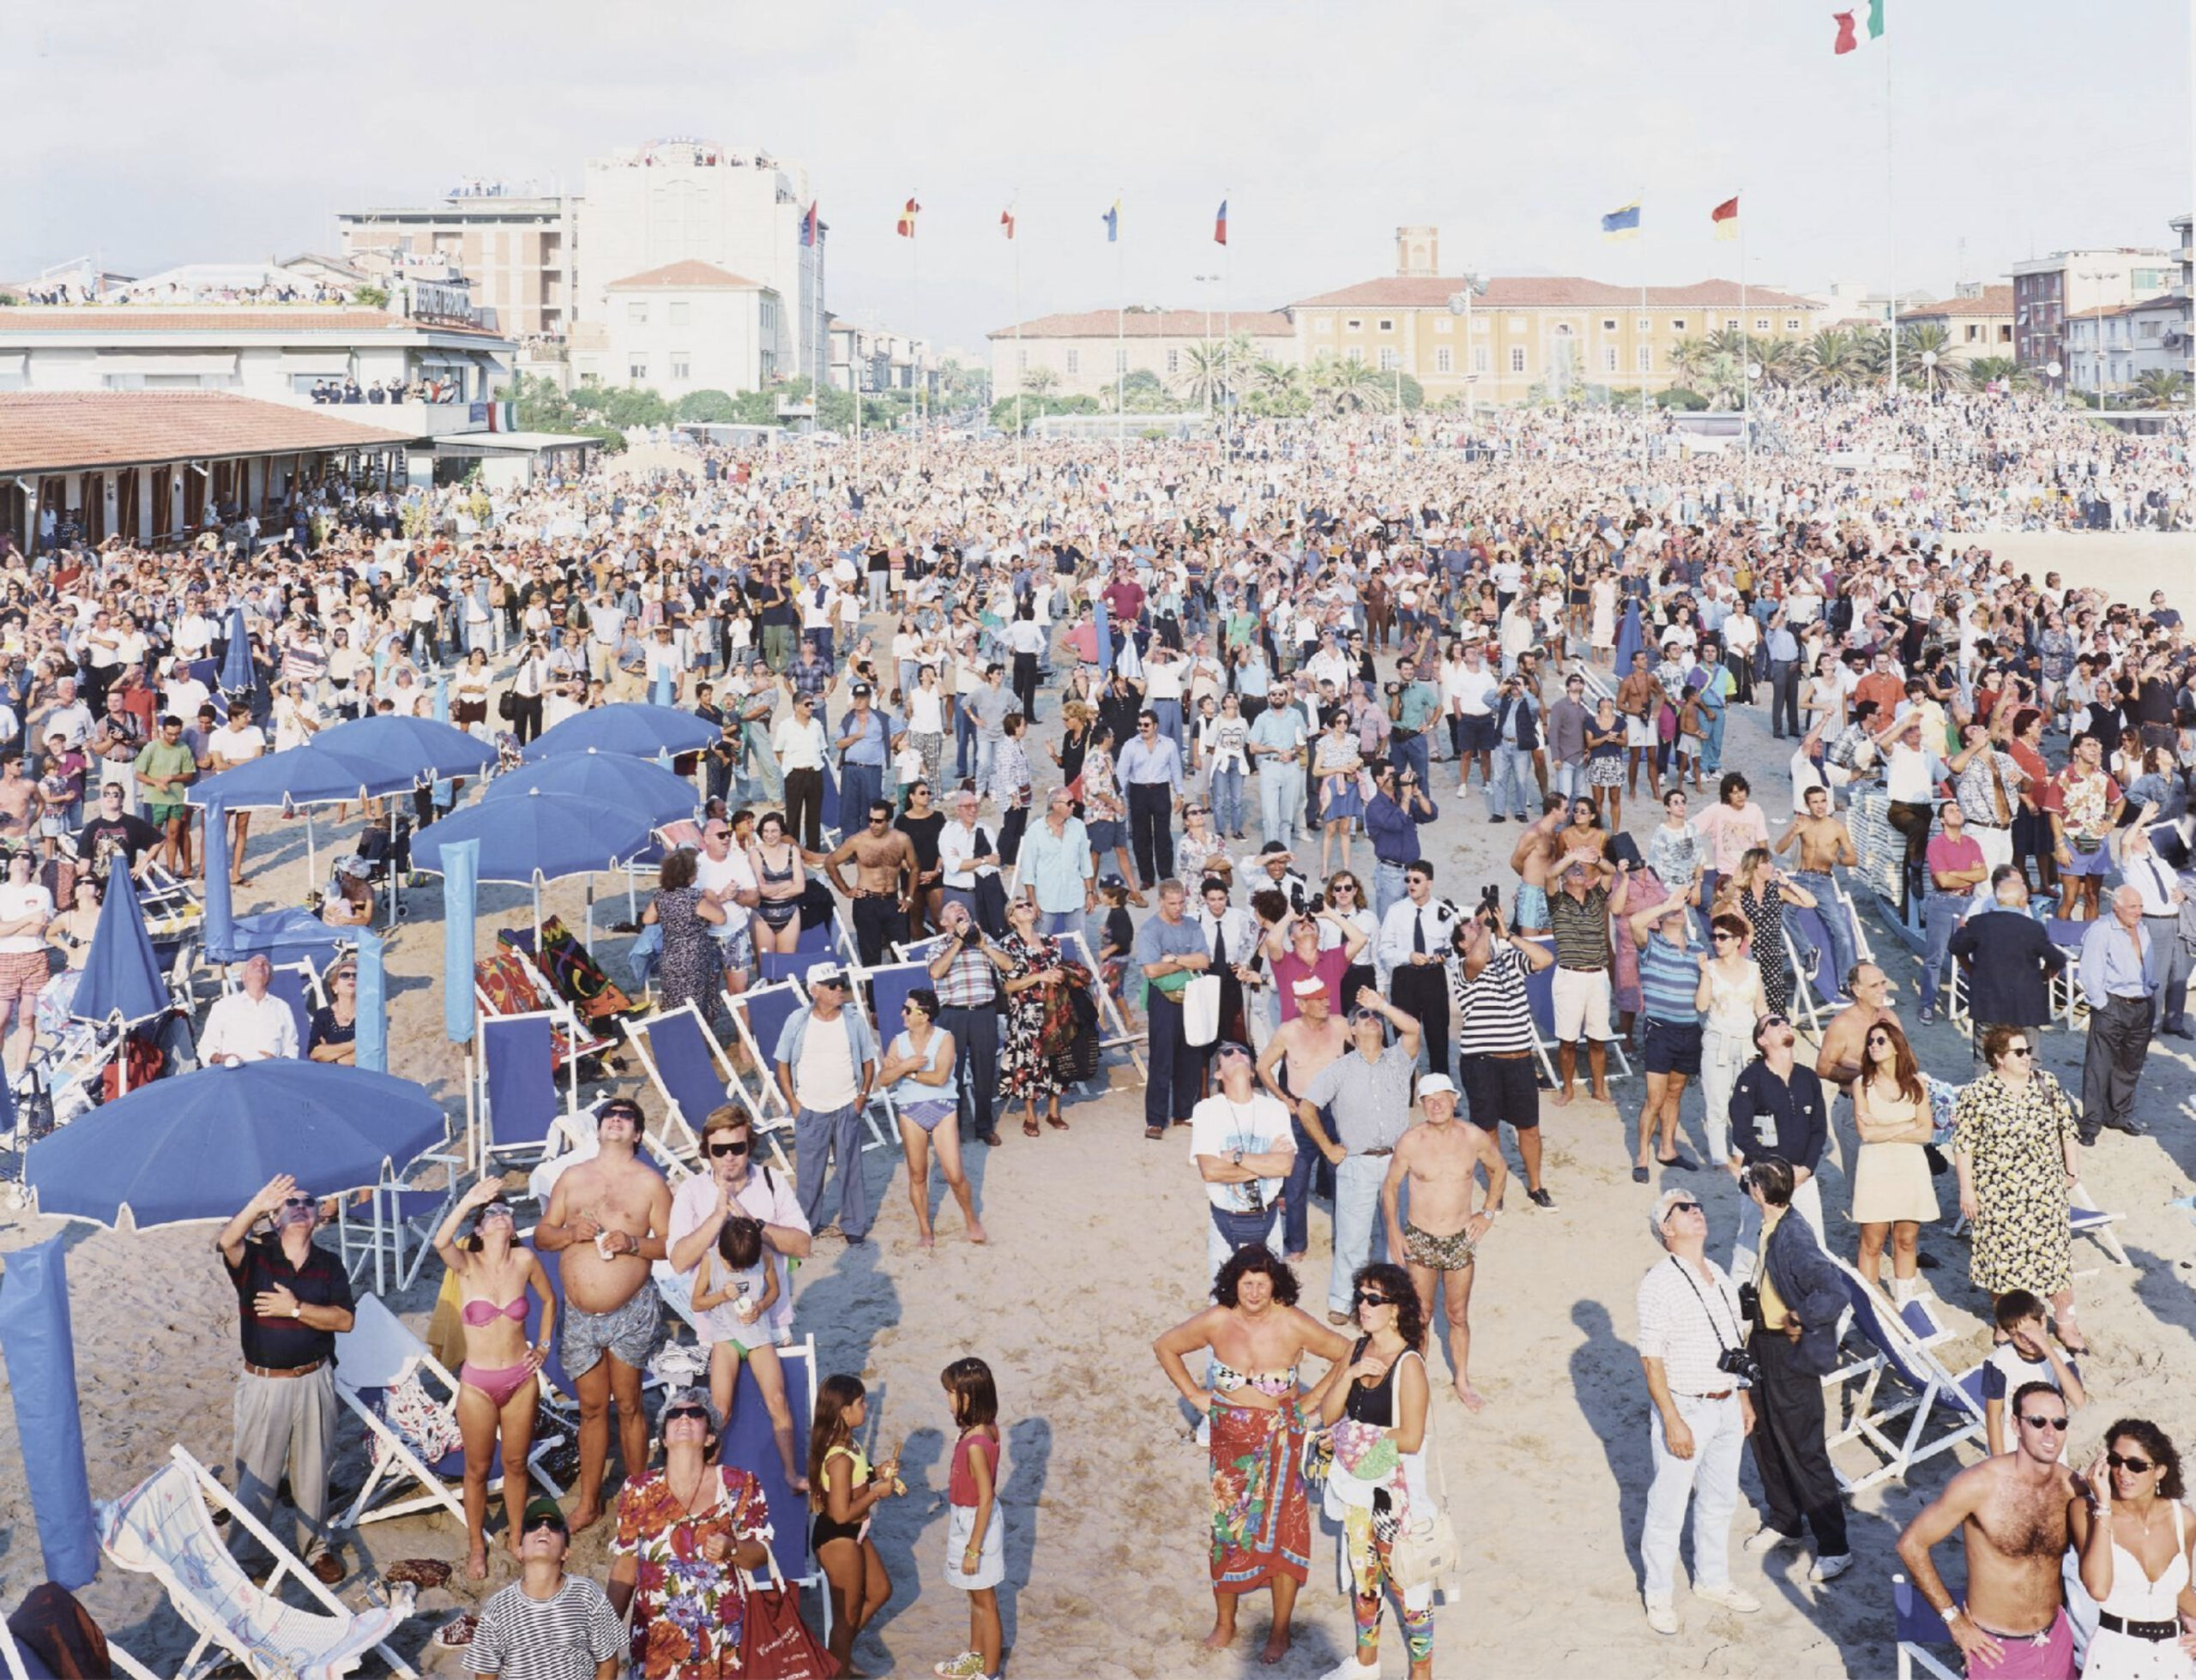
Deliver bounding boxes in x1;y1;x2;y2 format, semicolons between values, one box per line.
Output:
1449;902;1557;1208
1547;852;1618;1106
1626;896;1706;1183
467;1499;624;1680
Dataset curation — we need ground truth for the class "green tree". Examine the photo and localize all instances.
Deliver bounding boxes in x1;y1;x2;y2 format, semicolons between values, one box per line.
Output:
352;284;389;310
1656;387;1710;411
1964;356;2035;393
600;387;673;429
1174;341;1228;408
1801;326;1867;392
1020;365;1059;398
1309;354;1386;414
1897;322;1968;394
673;389;740;423
2132;369;2189;408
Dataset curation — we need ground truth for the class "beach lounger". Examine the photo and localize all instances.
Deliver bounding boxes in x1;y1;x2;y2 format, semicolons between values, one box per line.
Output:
477;1011;582;1180
1821;1257;1986;1493
474;948;612;1066
624;1002;745;1164
332;1296;559;1532
1891;1572;1964;1680
720;982;804;1154
96;1442;416;1680
334;1144;467;1297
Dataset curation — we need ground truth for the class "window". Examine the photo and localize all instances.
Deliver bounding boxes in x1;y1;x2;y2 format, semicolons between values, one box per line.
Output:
1065;349;1080;375
1637;345;1652;371
1508;346;1526;373
1470;315;1487;333
1379;347;1398;370
1785;317;1801;330
1435;347;1452;373
629;359;648;381
668;301;691;327
626;301;649;325
1965;324;1981;343
1602;347;1618;371
1433;316;1452;334
1017;349;1028;370
1602;319;1618;332
1166;348;1179;373
1754;317;1770;331
1345;318;1361;331
1378;318;1394;332
1345;346;1363;364
1471;346;1490;374
1505;316;1523;333
1670;318;1686;331
1638;316;1652;331
1314;317;1333;334
1725;317;1740;330
1114;348;1127;373
670;352;691;380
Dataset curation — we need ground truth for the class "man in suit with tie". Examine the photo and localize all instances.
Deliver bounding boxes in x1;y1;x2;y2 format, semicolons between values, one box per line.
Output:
1947;868;2068;1039
1377;860;1460;1078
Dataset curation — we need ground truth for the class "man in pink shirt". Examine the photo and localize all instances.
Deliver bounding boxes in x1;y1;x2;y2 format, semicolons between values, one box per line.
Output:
1918;799;1988;1023
1692;772;1771;899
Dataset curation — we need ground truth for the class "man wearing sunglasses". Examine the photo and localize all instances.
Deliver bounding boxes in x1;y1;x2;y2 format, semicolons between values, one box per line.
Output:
215;1174;354;1585
820;799;918;966
773;961;879;1243
468;1497;624;1680
667;1107;811;1346
1897;1379;2081;1677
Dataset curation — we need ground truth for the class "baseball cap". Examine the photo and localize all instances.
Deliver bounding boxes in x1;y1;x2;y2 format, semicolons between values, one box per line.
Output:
1418;1074;1458;1099
805;961;848;990
850;682;872;695
1291;977;1327;998
522;1496;569;1534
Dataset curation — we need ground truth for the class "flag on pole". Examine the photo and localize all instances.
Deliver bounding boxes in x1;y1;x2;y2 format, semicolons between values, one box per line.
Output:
896;196;920;238
1867;0;1885;38
1000;208;1016;239
800;202;818;247
1102;197;1120;243
1214;199;1228;245
1710;196;1740;241
1832;10;1858;51
1601;202;1642;242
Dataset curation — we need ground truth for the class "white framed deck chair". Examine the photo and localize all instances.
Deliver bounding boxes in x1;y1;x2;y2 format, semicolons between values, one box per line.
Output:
624;1001;743;1164
527;1100;695;1207
894;934;950;966
1891;1573;1964;1680
1;1591;162;1680
2045;919;2090;1028
96;1442;417;1680
477;1011;582;1179
331;1295;561;1532
1820;1257;1986;1493
335;1143;468;1297
844;962;926;1149
1833;877;1876;966
1519;936;1632;1084
1059;928;1146;1082
2070;1178;2133;1268
721;981;805;1161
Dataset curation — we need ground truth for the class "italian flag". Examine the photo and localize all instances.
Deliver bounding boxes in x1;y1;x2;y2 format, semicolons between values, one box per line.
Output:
1833;0;1883;52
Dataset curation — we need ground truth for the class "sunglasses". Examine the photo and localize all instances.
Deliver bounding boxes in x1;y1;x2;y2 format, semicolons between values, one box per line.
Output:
661;1404;711;1426
1662;1201;1702;1219
521;1511;569;1534
600;1106;643;1124
2019;1413;2071;1432
281;1194;317;1209
1760;1015;1789;1030
1214;1041;1252;1062
2005;1045;2033;1059
2108;1450;2157;1473
706;1138;751;1158
1352;1291;1393;1308
1711;930;1736;942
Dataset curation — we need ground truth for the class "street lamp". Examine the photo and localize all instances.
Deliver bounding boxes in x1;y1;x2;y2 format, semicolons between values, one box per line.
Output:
1921;347;1939;401
1448;273;1488;414
2047;359;2065;412
2077;271;2111;409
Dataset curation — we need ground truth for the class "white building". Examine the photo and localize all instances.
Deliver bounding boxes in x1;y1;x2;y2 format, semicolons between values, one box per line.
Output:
575;140;824;388
338;190;581;340
2066;295;2193;396
986;308;1297;403
570;262;787;399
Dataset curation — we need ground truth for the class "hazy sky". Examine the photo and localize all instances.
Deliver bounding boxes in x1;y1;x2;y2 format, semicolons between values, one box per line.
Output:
5;0;2188;355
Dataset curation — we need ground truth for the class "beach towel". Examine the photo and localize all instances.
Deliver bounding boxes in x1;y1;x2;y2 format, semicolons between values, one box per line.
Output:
507;918;634;1022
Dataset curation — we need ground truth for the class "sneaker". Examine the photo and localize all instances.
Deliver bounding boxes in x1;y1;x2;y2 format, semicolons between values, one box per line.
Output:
1644;1598;1680;1636
1811;1552;1855;1583
1919;1006;1938;1025
1527;1187;1557;1210
1693;1583;1761;1613
1322;1659;1381;1680
1327;1310;1354;1327
1743;1526;1798;1558
935;1653;987;1680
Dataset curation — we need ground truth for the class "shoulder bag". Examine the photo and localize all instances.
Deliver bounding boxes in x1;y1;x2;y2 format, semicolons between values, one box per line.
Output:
1385;1352;1464;1600
1182;971;1222;1045
741;1543;840;1678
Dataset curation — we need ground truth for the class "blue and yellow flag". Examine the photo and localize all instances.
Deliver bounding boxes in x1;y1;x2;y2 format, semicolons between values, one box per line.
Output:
1602;202;1642;242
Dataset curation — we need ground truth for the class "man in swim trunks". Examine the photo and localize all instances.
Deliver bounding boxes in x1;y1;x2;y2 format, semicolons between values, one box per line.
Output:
1380;1074;1507;1410
821;798;918;965
535;1099;673;1531
1507;795;1566;934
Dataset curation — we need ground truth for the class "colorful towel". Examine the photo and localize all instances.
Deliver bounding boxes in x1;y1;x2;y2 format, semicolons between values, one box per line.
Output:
1208;1398;1311;1592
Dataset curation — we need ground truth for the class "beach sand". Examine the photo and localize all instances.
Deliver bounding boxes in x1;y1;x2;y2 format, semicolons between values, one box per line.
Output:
3;528;2196;1677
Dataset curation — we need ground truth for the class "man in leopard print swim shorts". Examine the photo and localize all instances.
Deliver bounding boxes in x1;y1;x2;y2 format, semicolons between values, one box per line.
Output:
1379;1075;1509;1411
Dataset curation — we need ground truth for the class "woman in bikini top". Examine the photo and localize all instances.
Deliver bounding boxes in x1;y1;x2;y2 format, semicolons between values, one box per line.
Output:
432;1179;557;1580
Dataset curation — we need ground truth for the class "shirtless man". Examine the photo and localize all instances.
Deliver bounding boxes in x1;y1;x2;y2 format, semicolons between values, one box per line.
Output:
1256;976;1350;1262
1774;783;1861;992
534;1099;673;1530
1895;1379;2082;1676
1815;962;1901;1105
823;798;918;966
1507;796;1566;934
1617;651;1664;799
1380;1075;1507;1410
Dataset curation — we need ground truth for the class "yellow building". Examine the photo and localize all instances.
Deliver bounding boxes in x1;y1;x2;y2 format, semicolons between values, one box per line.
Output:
1900;285;2016;360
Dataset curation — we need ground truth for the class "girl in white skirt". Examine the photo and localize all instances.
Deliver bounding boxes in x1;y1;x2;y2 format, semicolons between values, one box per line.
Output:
932;1357;1004;1680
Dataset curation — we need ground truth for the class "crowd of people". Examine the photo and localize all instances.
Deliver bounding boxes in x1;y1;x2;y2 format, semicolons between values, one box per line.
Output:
13;386;2196;1677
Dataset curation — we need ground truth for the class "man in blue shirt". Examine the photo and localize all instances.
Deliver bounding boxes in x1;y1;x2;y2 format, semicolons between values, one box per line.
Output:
833;682;896;826
1135;880;1215;1137
1363;761;1438;922
1246;682;1310;849
2076;886;2154;1143
1117;709;1184;888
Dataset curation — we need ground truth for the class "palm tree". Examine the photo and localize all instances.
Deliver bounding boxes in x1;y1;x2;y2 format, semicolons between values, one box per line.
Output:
1753;336;1803;389
1896;322;1968;394
1174;341;1228;408
2132;369;2190;408
1965;356;2036;394
1668;335;1714;388
1253;358;1300;399
1802;326;1867;391
1308;354;1387;414
1019;365;1058;398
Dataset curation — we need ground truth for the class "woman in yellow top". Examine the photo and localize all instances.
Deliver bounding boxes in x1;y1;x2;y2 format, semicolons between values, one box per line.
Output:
809;1374;903;1679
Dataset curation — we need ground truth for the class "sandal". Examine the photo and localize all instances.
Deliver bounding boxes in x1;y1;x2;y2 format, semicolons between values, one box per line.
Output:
1023;1120;1041;1137
1046;1113;1069;1130
384;1558;453;1591
434;1613;480;1649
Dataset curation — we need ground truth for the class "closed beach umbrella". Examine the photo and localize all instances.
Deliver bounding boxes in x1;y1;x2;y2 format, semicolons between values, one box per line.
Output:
218;605;256;701
27;1061;447;1228
70;867;167;1030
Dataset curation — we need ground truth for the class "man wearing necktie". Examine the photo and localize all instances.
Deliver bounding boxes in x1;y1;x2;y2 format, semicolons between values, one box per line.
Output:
2120;825;2192;1038
2075;887;2156;1146
1376;861;1457;1078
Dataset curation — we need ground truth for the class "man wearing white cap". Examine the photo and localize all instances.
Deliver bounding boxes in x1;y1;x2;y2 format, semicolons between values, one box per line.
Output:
1256;973;1349;1264
1379;1074;1506;1411
772;961;879;1243
1189;1039;1296;1273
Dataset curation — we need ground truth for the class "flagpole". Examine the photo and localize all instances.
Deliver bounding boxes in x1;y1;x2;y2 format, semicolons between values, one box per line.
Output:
912;207;924;470
1638;197;1649;457
1740;201;1752;517
1115;196;1125;482
1884;23;1898;404
1222;190;1233;479
1012;204;1023;478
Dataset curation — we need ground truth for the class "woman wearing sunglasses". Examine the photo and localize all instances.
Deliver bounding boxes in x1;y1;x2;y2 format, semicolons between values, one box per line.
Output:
434;1178;557;1580
1952;1025;2089;1355
1849;1018;1939;1305
876;986;984;1246
2069;1420;2196;1680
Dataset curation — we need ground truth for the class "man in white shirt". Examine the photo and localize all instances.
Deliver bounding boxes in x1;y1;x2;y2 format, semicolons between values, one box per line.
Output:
208;702;269;884
769;692;829;852
1189;1040;1296;1271
772;963;878;1243
161;659;211;726
692;816;757;982
199;954;300;1064
937;790;998;916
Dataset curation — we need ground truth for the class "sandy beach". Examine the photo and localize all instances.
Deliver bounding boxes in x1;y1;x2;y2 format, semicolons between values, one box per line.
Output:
6;526;2196;1679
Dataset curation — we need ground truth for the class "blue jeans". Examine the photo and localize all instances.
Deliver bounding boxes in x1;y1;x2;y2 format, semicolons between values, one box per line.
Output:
1490;744;1535;819
1328;1153;1390;1314
1280;1111;1321;1255
1793;872;1859;995
1150;697;1184;756
1259;765;1305;846
1918;893;1967;1012
954;709;977;778
1210;762;1247;835
1698;708;1727;775
1391;731;1430;789
1374;858;1409;924
1039;909;1082;939
839;761;883;831
793;1099;869;1238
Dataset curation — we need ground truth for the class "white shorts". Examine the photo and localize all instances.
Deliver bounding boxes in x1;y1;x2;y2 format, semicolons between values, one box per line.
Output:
1624;715;1653;749
945;1502;1004;1591
1551;965;1613;1043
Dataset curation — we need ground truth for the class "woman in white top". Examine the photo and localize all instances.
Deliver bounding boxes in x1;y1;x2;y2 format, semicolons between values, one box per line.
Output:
1801;651;1846;739
904;664;948;794
1696;910;1769;1165
324;629;361;719
0;848;54;1075
452;648;493;734
2069;1420;2196;1680
270;681;321;754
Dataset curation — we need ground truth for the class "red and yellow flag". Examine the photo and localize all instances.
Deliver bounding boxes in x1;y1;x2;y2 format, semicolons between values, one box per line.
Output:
896;196;920;238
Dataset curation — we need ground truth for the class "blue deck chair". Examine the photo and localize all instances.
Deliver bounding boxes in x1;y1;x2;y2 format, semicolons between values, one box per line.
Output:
758;950;811;987
849;962;929;1147
622;1002;743;1164
721;1334;818;1585
1781;902;1842;1032
480;1011;582;1179
722;981;804;1153
896;933;949;966
1892;1573;1964;1680
1821;1257;1985;1492
263;962;317;1056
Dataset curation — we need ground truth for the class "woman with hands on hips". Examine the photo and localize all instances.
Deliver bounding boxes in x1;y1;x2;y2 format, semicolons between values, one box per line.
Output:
432;1177;557;1580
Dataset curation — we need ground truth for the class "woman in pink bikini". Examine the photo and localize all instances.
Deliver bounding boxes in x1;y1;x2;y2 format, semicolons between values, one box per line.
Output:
434;1178;557;1578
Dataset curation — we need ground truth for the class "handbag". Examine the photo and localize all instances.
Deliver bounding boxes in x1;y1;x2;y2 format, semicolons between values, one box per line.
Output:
740;1547;840;1679
498;689;519;720
1181;971;1222;1045
1385;1377;1463;1599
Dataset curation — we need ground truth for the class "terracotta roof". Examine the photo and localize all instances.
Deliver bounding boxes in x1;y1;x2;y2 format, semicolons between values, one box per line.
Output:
0;392;413;475
1289;276;1821;311
604;261;765;291
0;307;506;340
1904;285;2015;317
986;309;1295;340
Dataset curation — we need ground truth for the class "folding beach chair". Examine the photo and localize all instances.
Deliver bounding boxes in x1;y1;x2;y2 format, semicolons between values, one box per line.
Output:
256;960;321;1056
526;1099;693;1207
1891;1573;1964;1680
1820;1256;1986;1493
1781;904;1840;1034
334;1144;467;1298
477;1011;582;1181
1519;936;1633;1082
757;950;812;988
721;981;805;1152
1059;928;1145;1081
2069;1178;2133;1268
97;1442;417;1680
474;948;612;1065
1831;877;1875;966
845;963;929;1148
895;933;949;966
332;1295;559;1531
720;1333;820;1589
624;1002;746;1164
2045;918;2090;1027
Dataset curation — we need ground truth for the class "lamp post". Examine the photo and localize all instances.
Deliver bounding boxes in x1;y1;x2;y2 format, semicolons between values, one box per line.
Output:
2077;271;2110;409
1447;273;1487;415
2047;358;2065;413
1193;273;1222;426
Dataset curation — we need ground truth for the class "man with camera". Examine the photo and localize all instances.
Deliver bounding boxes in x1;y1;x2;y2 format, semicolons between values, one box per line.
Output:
1736;1158;1852;1584
1635;1186;1759;1636
1488;666;1541;827
1386;655;1439;791
1363;760;1438;922
1726;1013;1828;1280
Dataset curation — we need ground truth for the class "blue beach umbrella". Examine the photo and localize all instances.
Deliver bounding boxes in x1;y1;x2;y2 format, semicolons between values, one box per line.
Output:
70;867;167;1030
218;606;257;701
483;748;700;829
312;714;497;783
521;702;720;763
27;1061;448;1228
412;789;654;887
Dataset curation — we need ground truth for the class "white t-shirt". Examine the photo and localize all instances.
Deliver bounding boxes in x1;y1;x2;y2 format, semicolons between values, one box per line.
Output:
1188;1091;1294;1213
794;1013;860;1111
0;882;52;954
208;723;267;768
694;846;754;932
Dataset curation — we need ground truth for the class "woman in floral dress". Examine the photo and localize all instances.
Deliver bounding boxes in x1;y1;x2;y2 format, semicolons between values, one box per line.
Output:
641;849;725;1017
609;1388;771;1680
985;894;1068;1135
1952;1024;2087;1350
